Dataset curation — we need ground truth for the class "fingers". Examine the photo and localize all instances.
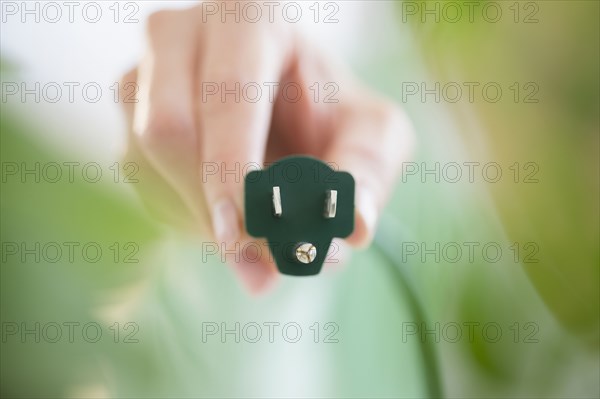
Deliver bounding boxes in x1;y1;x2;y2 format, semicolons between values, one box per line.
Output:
121;10;290;294
124;87;279;295
119;67;197;230
325;95;415;247
120;7;410;294
196;23;292;293
133;10;210;230
198;22;290;246
287;41;415;248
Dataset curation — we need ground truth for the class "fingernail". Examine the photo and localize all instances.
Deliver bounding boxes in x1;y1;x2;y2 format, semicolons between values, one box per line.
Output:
212;198;240;246
354;188;378;247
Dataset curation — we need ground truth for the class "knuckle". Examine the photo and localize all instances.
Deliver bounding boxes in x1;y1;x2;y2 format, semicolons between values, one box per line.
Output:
387;103;416;151
386;102;413;133
199;78;257;115
118;68;138;103
146;9;177;36
368;100;399;128
376;102;417;169
139;110;195;146
119;68;137;87
371;101;415;144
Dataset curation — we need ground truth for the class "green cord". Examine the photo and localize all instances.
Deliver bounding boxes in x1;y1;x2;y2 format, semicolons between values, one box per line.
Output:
372;236;444;399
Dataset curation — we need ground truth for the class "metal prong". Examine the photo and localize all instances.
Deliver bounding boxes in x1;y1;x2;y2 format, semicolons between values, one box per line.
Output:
324;190;337;218
272;186;282;217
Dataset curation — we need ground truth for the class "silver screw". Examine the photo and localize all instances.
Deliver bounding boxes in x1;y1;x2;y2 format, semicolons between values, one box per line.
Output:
295;242;317;264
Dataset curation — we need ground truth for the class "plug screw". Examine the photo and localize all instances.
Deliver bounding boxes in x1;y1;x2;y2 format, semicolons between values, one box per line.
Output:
295;243;317;264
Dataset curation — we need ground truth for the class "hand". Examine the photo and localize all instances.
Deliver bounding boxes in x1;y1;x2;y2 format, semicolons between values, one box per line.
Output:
120;5;415;293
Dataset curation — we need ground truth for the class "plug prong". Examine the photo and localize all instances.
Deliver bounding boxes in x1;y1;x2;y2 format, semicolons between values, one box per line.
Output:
272;186;282;217
324;190;337;218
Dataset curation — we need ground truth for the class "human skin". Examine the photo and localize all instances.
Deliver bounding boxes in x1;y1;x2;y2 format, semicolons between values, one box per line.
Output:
120;5;415;293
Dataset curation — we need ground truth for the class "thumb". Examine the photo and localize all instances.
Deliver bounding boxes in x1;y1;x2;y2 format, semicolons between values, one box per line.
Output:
325;99;415;247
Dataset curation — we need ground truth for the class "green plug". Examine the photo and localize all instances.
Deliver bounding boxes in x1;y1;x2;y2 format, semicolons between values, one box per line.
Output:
244;156;355;276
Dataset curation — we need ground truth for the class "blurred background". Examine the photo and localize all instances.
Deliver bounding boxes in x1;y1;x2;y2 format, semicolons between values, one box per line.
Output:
1;1;598;398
